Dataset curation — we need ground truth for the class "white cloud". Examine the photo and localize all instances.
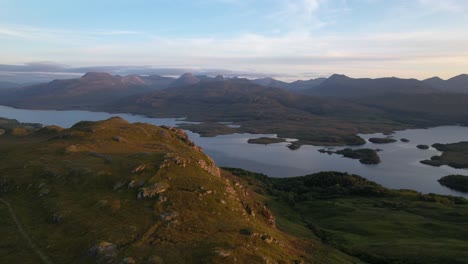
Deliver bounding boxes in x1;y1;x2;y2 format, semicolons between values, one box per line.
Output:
418;0;464;13
267;0;327;33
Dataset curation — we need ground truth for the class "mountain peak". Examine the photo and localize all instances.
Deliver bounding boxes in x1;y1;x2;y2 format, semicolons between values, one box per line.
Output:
328;74;350;80
82;72;114;80
425;76;444;81
170;73;200;87
449;74;468;80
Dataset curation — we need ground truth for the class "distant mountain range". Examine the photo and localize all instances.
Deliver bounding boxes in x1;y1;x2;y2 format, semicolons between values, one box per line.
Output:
0;72;175;109
1;71;467;98
303;74;439;98
423;74;468;93
0;71;468;146
251;77;327;91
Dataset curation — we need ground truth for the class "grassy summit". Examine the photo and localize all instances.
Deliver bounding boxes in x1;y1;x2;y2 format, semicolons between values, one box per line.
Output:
0;117;355;263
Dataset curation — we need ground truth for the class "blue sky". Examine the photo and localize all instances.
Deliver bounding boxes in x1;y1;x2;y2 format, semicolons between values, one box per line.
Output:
1;0;468;79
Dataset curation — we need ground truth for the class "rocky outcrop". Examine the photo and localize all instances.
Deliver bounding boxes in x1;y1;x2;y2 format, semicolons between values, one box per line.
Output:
89;241;118;262
160;155;188;169
137;183;169;199
160;126;202;152
131;165;146;174
197;158;220;177
160;211;179;222
159;153;220;177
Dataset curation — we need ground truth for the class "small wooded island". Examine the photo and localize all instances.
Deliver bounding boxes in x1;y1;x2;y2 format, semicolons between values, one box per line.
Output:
319;148;381;164
421;142;468;169
247;137;287;145
368;137;397;144
438;175;468;193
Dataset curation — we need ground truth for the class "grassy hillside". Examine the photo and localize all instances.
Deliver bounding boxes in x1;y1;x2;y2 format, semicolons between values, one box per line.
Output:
227;169;468;264
0;118;359;263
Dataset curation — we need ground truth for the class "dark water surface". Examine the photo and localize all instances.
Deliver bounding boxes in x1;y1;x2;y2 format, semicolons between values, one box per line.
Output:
1;105;467;197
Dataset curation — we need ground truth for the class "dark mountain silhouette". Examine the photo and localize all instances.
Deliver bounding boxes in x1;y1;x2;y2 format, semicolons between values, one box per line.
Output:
0;72;172;109
140;74;176;89
424;74;468;93
423;77;446;89
118;79;378;120
252;77;326;91
357;93;468;125
304;74;437;98
288;78;327;91
252;77;290;89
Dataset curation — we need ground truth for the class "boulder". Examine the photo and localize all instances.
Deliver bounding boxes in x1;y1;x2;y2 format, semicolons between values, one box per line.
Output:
89;241;118;261
138;183;169;199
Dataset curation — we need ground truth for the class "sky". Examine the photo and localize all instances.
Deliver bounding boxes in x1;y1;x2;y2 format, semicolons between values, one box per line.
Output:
1;0;468;80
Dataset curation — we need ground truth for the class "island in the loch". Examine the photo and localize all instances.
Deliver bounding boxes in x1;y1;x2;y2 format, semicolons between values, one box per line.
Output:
421;142;468;169
417;144;430;150
368;137;397;144
247;137;287;145
438;175;468;193
319;148;381;164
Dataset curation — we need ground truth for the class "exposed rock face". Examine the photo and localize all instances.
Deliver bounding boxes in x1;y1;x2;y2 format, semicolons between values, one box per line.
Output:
65;144;81;153
0;128;4;136
160;126;201;151
160;211;179;222
160;155;188;169
131;165;146;174
138;183;169;199
89;241;118;262
197;158;221;177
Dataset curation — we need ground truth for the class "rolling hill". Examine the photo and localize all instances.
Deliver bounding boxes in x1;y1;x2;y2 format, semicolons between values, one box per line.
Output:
0;72;175;110
423;74;468;93
305;74;437;98
252;77;326;91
